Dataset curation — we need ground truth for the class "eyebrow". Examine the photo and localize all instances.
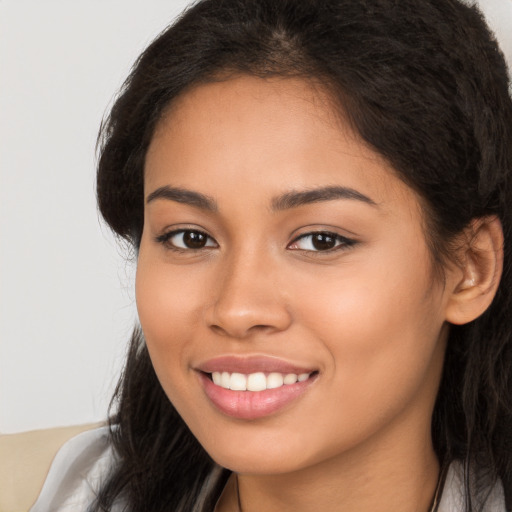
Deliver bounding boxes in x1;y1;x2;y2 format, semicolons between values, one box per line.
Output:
146;186;218;212
146;184;377;212
271;186;377;211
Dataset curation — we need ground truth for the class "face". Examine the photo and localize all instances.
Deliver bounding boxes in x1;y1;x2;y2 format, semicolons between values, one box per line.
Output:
137;75;453;475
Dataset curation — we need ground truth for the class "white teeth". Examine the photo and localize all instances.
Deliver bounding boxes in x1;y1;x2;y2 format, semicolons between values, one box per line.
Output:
229;372;247;390
283;373;298;385
221;372;231;388
266;372;284;389
247;372;267;391
210;371;312;391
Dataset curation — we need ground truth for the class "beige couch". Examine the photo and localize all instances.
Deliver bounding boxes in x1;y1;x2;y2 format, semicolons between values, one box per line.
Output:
0;423;102;512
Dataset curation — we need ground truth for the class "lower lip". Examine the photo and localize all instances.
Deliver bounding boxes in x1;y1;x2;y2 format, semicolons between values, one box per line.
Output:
198;372;317;420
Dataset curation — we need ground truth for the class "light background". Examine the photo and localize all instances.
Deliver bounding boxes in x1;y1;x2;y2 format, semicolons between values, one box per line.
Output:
1;0;511;434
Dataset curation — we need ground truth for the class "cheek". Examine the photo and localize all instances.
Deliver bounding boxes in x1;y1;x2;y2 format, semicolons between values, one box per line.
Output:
134;251;214;425
135;248;205;376
293;243;445;415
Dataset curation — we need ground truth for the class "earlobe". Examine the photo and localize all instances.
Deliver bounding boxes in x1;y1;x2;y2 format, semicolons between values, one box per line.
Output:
445;216;504;326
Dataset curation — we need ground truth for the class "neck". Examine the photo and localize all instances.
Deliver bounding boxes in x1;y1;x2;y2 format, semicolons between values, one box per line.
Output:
217;416;440;512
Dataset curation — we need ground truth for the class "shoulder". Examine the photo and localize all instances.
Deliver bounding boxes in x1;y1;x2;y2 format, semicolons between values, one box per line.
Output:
438;460;508;512
30;426;117;512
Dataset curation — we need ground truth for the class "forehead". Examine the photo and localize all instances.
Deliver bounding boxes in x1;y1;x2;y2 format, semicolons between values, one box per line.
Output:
145;75;419;215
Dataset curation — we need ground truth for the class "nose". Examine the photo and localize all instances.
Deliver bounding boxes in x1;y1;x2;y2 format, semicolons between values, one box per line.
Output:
205;251;292;339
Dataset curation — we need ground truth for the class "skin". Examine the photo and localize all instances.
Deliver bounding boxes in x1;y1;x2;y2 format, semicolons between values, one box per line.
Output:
136;75;480;511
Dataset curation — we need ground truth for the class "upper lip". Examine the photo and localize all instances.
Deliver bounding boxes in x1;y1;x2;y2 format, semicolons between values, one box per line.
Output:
196;355;316;375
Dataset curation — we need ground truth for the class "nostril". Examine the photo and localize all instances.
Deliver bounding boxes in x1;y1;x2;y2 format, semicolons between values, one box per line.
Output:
209;322;281;339
210;324;227;336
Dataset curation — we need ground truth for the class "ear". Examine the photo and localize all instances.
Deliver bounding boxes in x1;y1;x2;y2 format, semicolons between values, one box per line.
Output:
445;216;504;325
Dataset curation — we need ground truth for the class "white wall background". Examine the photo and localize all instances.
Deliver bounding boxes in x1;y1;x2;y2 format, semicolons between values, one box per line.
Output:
0;0;194;434
1;0;511;434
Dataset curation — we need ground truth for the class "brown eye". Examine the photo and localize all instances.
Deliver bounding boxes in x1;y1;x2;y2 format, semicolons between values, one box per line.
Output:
157;229;217;250
183;231;208;248
311;233;336;250
287;231;356;252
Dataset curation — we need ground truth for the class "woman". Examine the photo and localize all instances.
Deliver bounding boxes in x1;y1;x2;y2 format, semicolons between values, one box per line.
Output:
31;0;512;510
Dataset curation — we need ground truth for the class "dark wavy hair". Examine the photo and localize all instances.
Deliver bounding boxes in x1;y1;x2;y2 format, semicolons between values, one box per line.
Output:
92;0;512;510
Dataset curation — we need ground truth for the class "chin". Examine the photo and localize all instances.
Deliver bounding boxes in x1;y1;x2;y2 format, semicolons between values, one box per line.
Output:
211;450;310;475
193;424;329;475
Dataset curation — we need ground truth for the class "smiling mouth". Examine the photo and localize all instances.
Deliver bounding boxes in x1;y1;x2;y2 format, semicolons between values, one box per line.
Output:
206;371;317;391
199;369;319;419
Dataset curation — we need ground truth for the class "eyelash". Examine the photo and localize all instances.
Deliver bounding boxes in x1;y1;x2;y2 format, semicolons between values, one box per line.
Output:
287;232;356;253
155;229;218;252
155;229;356;253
